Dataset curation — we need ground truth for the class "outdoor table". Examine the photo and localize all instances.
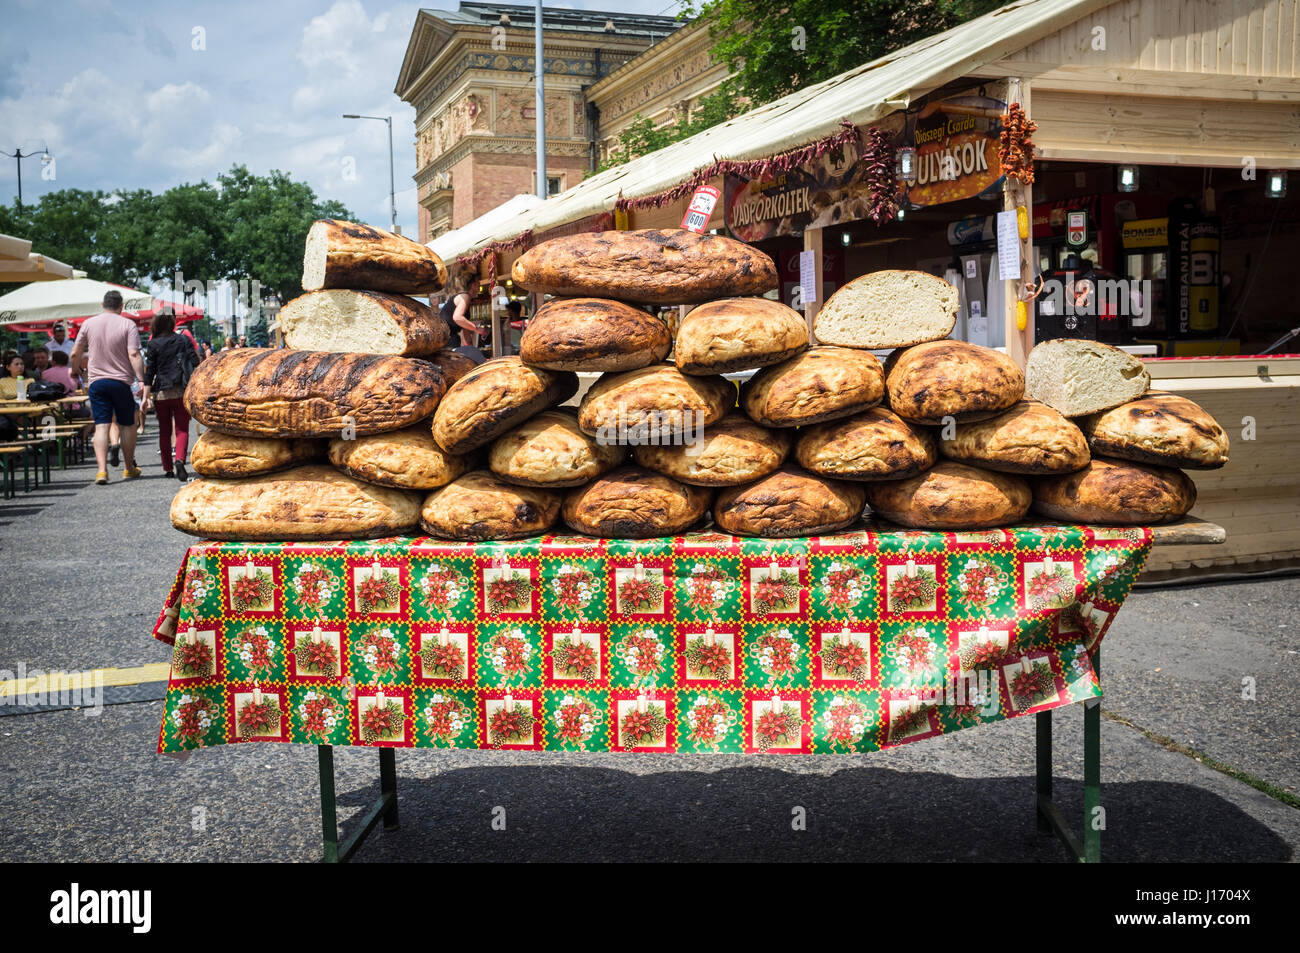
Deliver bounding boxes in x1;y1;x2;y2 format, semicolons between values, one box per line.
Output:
150;517;1223;862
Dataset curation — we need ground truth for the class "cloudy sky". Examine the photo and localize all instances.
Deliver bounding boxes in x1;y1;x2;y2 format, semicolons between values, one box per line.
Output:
0;0;678;236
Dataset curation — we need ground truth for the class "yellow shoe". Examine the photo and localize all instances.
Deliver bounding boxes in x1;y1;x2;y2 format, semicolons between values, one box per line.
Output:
122;466;142;480
95;471;109;485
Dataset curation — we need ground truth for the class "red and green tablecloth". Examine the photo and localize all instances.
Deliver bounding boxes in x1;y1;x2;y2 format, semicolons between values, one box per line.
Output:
151;522;1151;755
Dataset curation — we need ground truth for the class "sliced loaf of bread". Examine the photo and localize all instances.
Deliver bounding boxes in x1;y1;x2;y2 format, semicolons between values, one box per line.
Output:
1024;339;1150;417
812;270;957;348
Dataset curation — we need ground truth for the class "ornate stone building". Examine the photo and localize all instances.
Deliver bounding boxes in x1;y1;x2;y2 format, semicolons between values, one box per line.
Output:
585;18;731;166
395;3;683;242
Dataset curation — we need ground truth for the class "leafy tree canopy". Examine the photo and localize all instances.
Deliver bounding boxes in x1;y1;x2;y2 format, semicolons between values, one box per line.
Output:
683;0;1006;106
597;0;1005;169
0;165;352;301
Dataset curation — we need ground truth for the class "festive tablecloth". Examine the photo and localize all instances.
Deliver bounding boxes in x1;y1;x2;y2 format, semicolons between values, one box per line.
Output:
151;523;1151;755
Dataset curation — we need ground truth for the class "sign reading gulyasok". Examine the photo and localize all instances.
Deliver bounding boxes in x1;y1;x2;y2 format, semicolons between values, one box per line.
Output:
900;91;1006;208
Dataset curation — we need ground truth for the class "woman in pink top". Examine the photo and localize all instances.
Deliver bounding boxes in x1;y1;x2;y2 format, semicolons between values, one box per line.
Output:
41;350;80;393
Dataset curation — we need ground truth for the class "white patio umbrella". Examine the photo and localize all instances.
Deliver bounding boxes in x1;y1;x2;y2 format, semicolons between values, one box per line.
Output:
0;277;153;326
0;233;74;283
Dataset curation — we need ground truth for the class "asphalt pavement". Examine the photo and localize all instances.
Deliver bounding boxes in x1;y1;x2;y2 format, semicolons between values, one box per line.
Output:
1;443;1296;862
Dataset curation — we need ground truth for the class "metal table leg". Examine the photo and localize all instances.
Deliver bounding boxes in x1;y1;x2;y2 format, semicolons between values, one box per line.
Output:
318;744;400;863
1035;647;1102;862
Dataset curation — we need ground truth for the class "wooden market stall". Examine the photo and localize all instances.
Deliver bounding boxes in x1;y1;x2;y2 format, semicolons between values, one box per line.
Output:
431;0;1300;579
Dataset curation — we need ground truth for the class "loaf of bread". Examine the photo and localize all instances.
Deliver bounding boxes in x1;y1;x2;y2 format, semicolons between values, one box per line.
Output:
796;407;937;481
519;298;671;372
864;461;1032;529
1025;339;1150;416
184;349;446;438
813;270;958;348
328;425;473;489
674;298;808;375
302;219;447;295
170;464;422;540
940;400;1090;474
714;467;866;538
190;430;322;478
632;413;791;486
429;348;478;386
741;347;884;427
420;470;562;540
578;364;734;439
432;356;578;455
1077;391;1229;469
279;290;448;357
512;229;778;304
1031;458;1196;524
886;341;1024;424
488;409;626;487
562;466;711;538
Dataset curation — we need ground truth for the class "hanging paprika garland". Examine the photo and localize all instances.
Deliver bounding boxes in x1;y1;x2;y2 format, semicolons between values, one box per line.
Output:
998;102;1038;184
611;119;864;213
455;229;534;288
861;124;899;224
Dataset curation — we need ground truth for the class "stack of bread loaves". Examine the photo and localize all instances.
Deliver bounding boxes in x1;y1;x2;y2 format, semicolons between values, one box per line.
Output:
172;220;470;540
172;220;1227;543
805;275;1227;528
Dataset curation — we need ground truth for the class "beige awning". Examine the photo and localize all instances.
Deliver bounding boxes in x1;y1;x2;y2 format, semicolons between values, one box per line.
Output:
434;0;1109;262
0;233;75;283
428;193;545;262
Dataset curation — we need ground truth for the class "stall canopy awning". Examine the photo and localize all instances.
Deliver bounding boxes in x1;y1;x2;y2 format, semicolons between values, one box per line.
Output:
436;0;1109;263
0;233;75;283
0;278;154;326
428;193;545;262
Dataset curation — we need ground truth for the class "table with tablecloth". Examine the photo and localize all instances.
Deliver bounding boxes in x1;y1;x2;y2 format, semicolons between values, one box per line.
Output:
150;522;1152;756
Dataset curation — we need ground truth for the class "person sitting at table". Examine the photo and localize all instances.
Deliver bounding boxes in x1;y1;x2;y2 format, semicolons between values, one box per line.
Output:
42;349;80;394
47;322;75;359
1;352;25;399
27;347;50;380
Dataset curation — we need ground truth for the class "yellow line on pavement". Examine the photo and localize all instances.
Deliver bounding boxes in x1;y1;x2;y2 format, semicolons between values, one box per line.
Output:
0;662;171;698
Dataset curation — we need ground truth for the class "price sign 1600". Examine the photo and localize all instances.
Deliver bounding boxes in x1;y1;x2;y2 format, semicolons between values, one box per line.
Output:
681;186;722;234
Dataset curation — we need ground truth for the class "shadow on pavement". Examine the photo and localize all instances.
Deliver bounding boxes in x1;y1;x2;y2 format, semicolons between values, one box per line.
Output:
339;764;1293;863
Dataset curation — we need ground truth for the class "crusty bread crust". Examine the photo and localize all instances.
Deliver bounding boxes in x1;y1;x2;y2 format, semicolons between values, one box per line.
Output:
302;219;447;295
184;349;446;438
864;461;1032;529
796;407;937;481
714;467;866;538
520;298;671;372
674;297;809;375
420;471;561;540
741;347;885;427
1077;391;1229;470
512;229;778;304
1031;457;1196;524
170;465;422;540
190;430;323;478
940;400;1090;474
561;466;711;538
885;341;1024;424
432;357;579;455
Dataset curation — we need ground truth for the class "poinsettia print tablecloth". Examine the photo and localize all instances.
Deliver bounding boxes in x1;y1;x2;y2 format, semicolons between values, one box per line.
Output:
151;523;1151;755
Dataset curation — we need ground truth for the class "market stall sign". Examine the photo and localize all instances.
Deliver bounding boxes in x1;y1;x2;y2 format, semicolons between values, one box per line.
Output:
681;186;721;233
723;118;891;242
1067;210;1088;246
900;92;1005;208
1121;218;1168;249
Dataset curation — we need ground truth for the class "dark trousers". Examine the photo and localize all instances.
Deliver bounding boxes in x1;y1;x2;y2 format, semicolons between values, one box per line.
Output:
155;398;191;467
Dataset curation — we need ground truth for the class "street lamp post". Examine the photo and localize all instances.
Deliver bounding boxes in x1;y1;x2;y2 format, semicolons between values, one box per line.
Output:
342;114;397;233
2;147;51;212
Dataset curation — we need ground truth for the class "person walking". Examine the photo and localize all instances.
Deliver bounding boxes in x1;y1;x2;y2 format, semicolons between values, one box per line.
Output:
140;309;199;480
70;290;147;485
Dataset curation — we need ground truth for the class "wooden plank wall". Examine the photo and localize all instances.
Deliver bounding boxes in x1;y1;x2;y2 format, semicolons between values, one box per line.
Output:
1005;0;1299;77
1140;358;1300;578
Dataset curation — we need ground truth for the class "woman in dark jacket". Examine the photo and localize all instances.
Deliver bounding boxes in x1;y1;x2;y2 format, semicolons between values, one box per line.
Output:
140;310;199;480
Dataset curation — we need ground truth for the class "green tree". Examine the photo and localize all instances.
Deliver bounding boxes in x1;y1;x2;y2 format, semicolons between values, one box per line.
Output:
598;86;743;171
217;165;351;302
681;0;1006;110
